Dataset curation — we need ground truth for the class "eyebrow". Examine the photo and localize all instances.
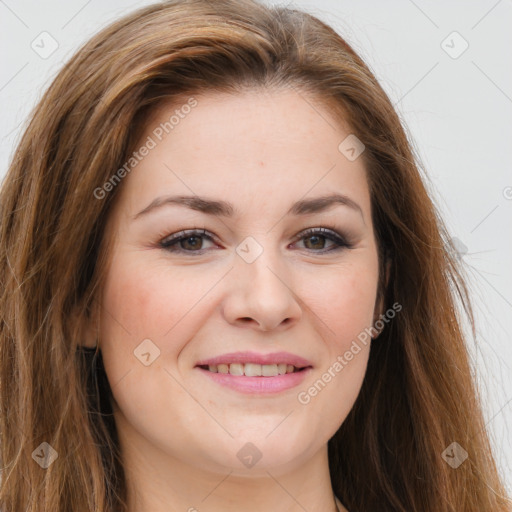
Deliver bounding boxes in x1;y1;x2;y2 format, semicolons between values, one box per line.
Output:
133;193;364;222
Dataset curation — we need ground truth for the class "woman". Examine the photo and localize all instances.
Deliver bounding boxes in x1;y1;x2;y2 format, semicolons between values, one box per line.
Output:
0;1;510;511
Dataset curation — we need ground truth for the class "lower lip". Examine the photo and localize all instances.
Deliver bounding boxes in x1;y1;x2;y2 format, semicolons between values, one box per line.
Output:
196;367;312;394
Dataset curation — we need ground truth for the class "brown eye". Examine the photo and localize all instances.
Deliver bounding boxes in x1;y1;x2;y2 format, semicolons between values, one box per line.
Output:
179;235;204;251
303;234;328;250
160;227;351;256
160;229;216;254
294;228;350;253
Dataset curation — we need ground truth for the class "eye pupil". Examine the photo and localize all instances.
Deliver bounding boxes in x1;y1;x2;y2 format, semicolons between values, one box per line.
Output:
304;235;325;250
182;236;202;250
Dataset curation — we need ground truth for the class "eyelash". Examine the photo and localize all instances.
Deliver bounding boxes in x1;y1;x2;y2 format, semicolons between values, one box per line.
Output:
159;227;352;255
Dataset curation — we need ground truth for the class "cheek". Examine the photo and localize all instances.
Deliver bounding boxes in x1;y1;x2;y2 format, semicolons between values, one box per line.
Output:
97;253;185;387
296;262;377;432
98;250;224;377
305;258;379;345
97;254;206;441
100;251;202;340
320;259;377;409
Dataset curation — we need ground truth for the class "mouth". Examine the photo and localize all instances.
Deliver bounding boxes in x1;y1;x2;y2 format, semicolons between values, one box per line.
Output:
194;352;313;394
197;362;309;376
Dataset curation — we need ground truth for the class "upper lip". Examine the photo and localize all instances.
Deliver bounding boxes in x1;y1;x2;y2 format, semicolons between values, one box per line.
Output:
195;351;313;368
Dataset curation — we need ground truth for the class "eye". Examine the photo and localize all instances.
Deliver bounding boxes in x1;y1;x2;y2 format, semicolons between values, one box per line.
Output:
160;228;216;253
291;227;351;253
159;227;351;255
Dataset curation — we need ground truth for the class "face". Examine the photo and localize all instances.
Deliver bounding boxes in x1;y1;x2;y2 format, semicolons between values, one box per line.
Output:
96;88;381;477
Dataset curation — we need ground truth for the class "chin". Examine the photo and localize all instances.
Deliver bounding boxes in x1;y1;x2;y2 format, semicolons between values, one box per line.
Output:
198;432;315;476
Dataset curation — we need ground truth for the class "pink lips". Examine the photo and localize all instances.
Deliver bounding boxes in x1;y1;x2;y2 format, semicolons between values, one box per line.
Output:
195;351;313;395
195;351;312;368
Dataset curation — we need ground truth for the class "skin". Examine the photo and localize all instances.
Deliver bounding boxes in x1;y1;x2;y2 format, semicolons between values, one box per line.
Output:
83;87;384;512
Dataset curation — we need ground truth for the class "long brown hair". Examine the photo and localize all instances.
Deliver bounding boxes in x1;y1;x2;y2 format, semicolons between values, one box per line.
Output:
0;1;510;510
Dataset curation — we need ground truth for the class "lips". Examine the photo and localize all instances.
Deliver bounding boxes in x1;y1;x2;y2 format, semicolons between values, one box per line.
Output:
202;362;300;377
195;350;313;370
194;351;313;394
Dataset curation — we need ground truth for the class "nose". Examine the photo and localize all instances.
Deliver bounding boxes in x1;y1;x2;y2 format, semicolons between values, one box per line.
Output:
221;245;302;332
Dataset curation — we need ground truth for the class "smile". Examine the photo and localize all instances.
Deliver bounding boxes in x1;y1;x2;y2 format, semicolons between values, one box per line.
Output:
195;364;312;394
198;363;305;376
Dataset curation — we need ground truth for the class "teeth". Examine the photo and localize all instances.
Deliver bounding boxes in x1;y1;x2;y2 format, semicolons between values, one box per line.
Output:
217;364;229;374
244;363;262;377
229;363;244;376
204;363;301;376
262;364;278;377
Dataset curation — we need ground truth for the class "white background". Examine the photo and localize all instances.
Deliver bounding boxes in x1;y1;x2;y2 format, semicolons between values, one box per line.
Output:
1;0;511;493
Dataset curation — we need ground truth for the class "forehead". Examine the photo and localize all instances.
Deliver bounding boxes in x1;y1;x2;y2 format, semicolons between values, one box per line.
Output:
117;88;370;219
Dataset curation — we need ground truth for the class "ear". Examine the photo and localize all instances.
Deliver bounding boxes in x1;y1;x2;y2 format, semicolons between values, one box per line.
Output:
71;300;99;349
